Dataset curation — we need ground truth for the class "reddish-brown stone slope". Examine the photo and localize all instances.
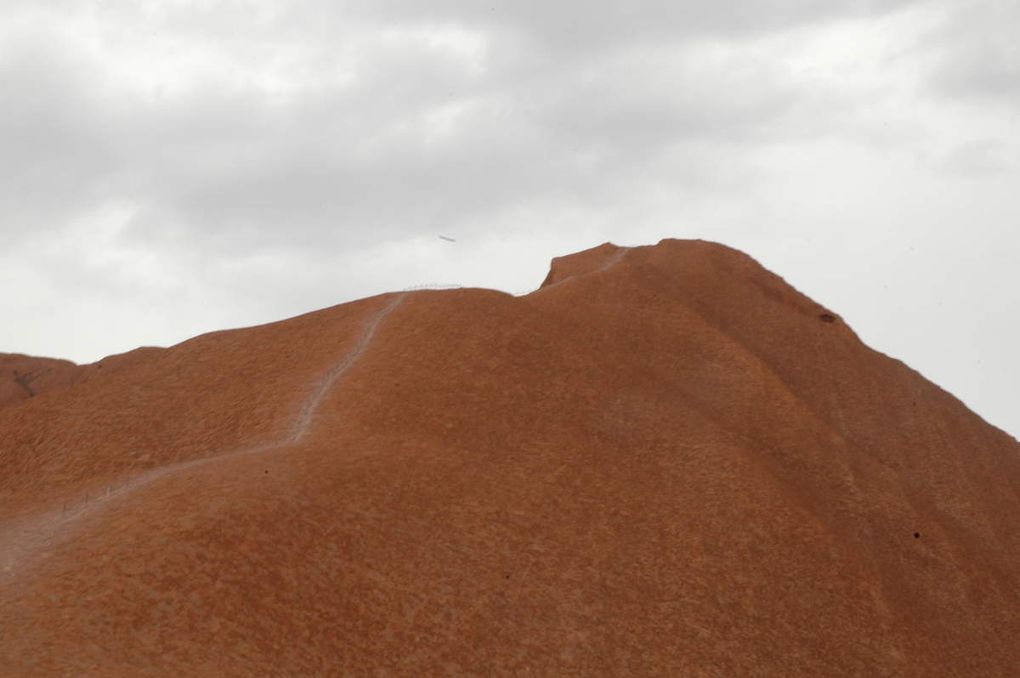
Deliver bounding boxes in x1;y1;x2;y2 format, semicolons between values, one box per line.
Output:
0;354;82;410
1;239;1018;676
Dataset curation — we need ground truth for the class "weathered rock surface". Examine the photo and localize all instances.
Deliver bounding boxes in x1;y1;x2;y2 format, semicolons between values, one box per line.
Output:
0;354;81;410
1;239;1017;676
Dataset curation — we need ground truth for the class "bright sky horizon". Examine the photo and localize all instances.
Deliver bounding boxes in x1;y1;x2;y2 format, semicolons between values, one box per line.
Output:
1;0;1017;438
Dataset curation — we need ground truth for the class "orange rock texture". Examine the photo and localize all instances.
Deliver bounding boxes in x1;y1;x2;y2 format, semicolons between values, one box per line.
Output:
1;239;1018;676
0;354;82;411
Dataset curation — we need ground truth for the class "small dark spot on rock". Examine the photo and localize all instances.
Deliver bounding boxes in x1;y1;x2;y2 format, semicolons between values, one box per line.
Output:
914;532;920;539
819;313;836;323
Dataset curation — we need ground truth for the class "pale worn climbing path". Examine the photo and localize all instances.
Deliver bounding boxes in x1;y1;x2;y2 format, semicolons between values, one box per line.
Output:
0;294;405;585
598;246;630;272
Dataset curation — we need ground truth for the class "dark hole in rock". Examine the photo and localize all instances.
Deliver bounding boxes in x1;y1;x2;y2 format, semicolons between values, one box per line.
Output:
819;313;837;323
914;532;920;539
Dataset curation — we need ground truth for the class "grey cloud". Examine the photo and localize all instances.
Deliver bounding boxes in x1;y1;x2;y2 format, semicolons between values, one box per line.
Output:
940;138;1014;177
139;42;812;255
0;44;121;234
923;0;1020;106
10;45;783;259
534;46;800;156
340;0;922;53
1;0;929;260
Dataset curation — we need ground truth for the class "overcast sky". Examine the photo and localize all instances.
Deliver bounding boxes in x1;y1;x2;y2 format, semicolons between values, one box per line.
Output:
1;0;1017;437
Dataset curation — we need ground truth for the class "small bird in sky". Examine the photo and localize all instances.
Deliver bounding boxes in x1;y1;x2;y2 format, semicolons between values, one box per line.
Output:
438;235;456;242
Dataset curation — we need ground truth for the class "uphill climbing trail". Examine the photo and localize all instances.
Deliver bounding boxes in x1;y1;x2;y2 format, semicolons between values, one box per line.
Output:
0;293;406;584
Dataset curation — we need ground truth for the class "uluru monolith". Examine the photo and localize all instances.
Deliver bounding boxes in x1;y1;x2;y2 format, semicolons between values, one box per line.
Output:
1;239;1017;676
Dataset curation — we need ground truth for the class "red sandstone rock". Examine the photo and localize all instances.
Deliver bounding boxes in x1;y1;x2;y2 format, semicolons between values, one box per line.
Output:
0;354;82;410
1;239;1017;676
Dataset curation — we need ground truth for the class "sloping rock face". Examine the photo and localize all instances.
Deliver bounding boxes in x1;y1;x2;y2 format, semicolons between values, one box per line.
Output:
1;239;1017;676
0;354;82;410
